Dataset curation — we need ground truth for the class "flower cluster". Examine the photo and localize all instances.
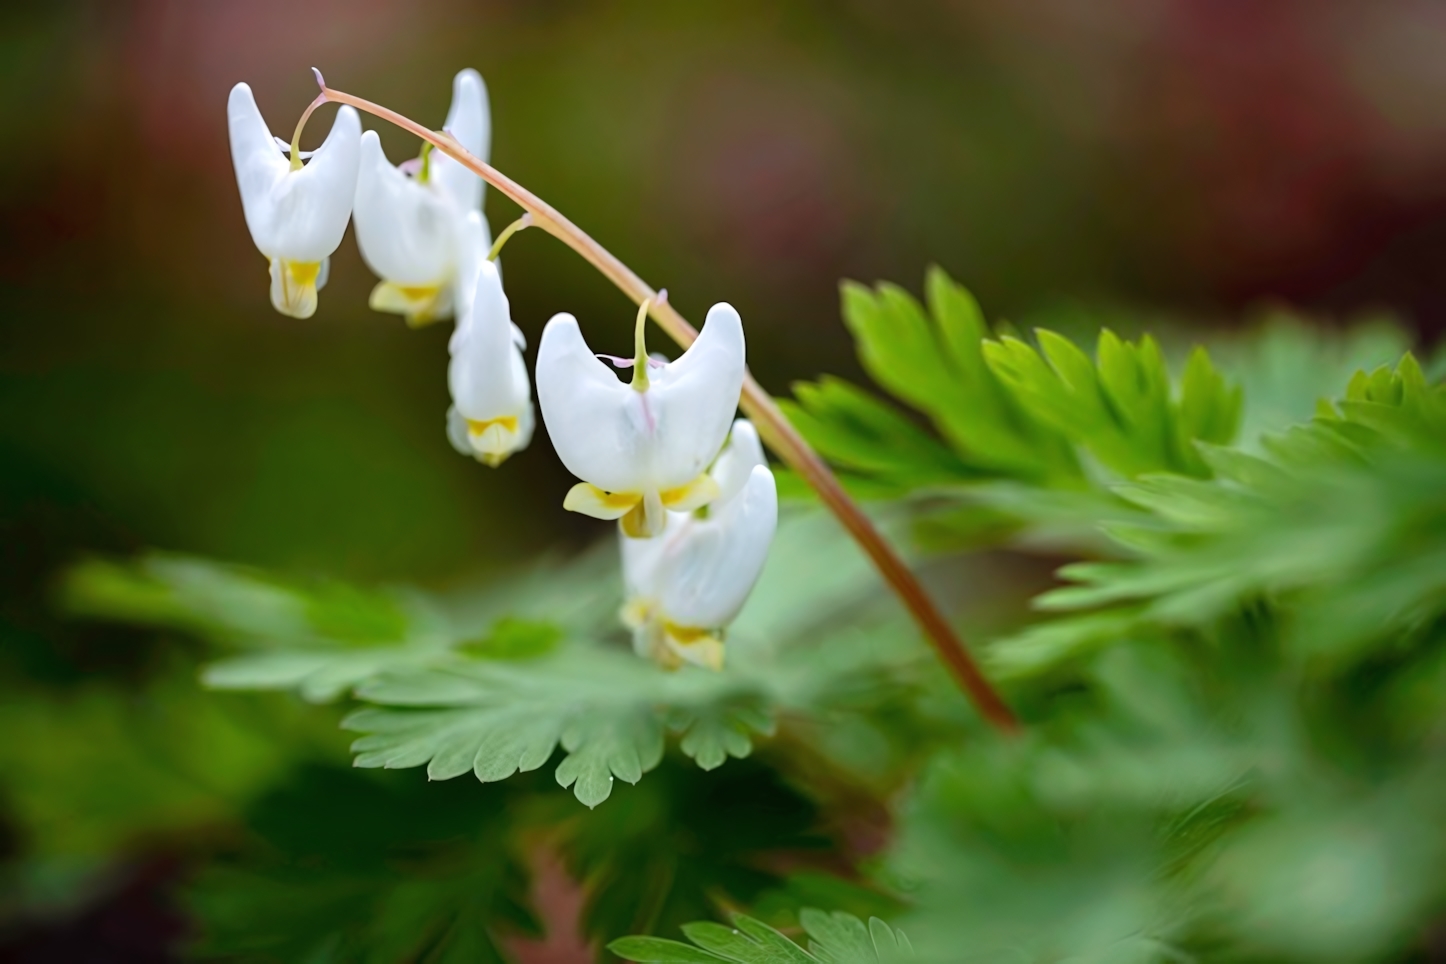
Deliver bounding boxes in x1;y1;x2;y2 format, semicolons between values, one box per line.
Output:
227;70;776;669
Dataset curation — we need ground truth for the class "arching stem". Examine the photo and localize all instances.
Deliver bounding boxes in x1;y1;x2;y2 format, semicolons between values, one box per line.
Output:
314;81;1020;734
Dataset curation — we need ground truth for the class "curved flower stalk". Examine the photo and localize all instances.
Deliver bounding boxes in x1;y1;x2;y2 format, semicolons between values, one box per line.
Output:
446;257;534;466
536;302;746;538
352;69;491;326
277;76;1022;731
227;84;360;319
621;420;777;670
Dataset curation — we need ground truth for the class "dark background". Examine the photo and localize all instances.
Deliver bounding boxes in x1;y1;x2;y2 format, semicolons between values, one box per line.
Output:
5;0;1446;589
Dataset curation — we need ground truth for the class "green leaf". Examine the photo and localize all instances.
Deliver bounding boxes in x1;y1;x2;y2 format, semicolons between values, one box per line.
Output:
57;511;915;810
456;617;563;660
891;742;1180;964
683;917;815;962
810;271;1078;490
609;910;910;964
63;546;620;703
0;674;335;856
781;378;979;496
344;649;733;806
1215;311;1411;445
1035;355;1446;664
555;708;665;807
983;328;1239;479
986;608;1146;680
675;703;775;771
611;936;732;963
801;909;913;964
185;767;531;964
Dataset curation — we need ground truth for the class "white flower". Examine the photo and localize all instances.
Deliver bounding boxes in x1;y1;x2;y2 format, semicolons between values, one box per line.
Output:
620;420;778;670
227;84;360;319
446;258;534;466
351;69;491;326
535;302;747;537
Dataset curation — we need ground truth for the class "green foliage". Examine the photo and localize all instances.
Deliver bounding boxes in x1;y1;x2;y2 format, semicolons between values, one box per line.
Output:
62;548;616;702
1001;354;1446;674
181;758;838;963
43;270;1446;964
784;268;1242;502
1214;311;1411;443
0;676;339;856
62;512;925;806
562;757;834;951
835;268;1075;482
780;378;978;498
187;767;534;963
885;342;1446;961
982;332;1239;477
609;909;911;963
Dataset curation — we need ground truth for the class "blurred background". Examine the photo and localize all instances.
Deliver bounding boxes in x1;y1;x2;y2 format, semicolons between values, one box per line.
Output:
3;0;1446;958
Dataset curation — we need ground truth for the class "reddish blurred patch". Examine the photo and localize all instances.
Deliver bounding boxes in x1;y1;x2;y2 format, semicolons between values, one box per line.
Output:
0;856;190;964
504;844;593;964
664;69;870;291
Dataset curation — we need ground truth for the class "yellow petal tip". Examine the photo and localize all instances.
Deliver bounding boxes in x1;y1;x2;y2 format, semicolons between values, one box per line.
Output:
564;483;640;521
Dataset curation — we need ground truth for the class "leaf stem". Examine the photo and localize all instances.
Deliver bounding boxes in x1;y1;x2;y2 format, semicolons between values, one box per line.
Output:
317;83;1019;733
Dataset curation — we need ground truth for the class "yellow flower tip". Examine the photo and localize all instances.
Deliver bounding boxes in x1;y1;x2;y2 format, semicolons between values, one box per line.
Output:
563;482;640;521
466;416;522;468
664;623;724;671
620;490;667;538
268;259;323;319
620;599;650;632
369;280;449;326
660;473;720;513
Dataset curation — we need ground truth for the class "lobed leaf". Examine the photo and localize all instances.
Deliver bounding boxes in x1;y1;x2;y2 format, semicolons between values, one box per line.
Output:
610;910;910;964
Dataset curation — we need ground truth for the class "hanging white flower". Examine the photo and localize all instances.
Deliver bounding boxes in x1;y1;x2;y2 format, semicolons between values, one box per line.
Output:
227;84;361;319
446;257;534;466
535;302;747;538
351;69;491;327
621;420;777;670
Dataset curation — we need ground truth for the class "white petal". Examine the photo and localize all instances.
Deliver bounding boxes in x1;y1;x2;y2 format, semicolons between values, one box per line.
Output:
228;84;359;263
620;512;675;602
446;405;472;456
272;136;314;159
448;261;529;420
711;419;766;508
352;130;459;287
657;466;777;628
432;68;490;216
535;313;652;494
228;84;288;250
535;304;746;495
647;303;747;487
449;211;491;343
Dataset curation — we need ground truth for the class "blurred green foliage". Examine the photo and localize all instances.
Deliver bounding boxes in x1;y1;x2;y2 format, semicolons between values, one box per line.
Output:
30;268;1446;962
